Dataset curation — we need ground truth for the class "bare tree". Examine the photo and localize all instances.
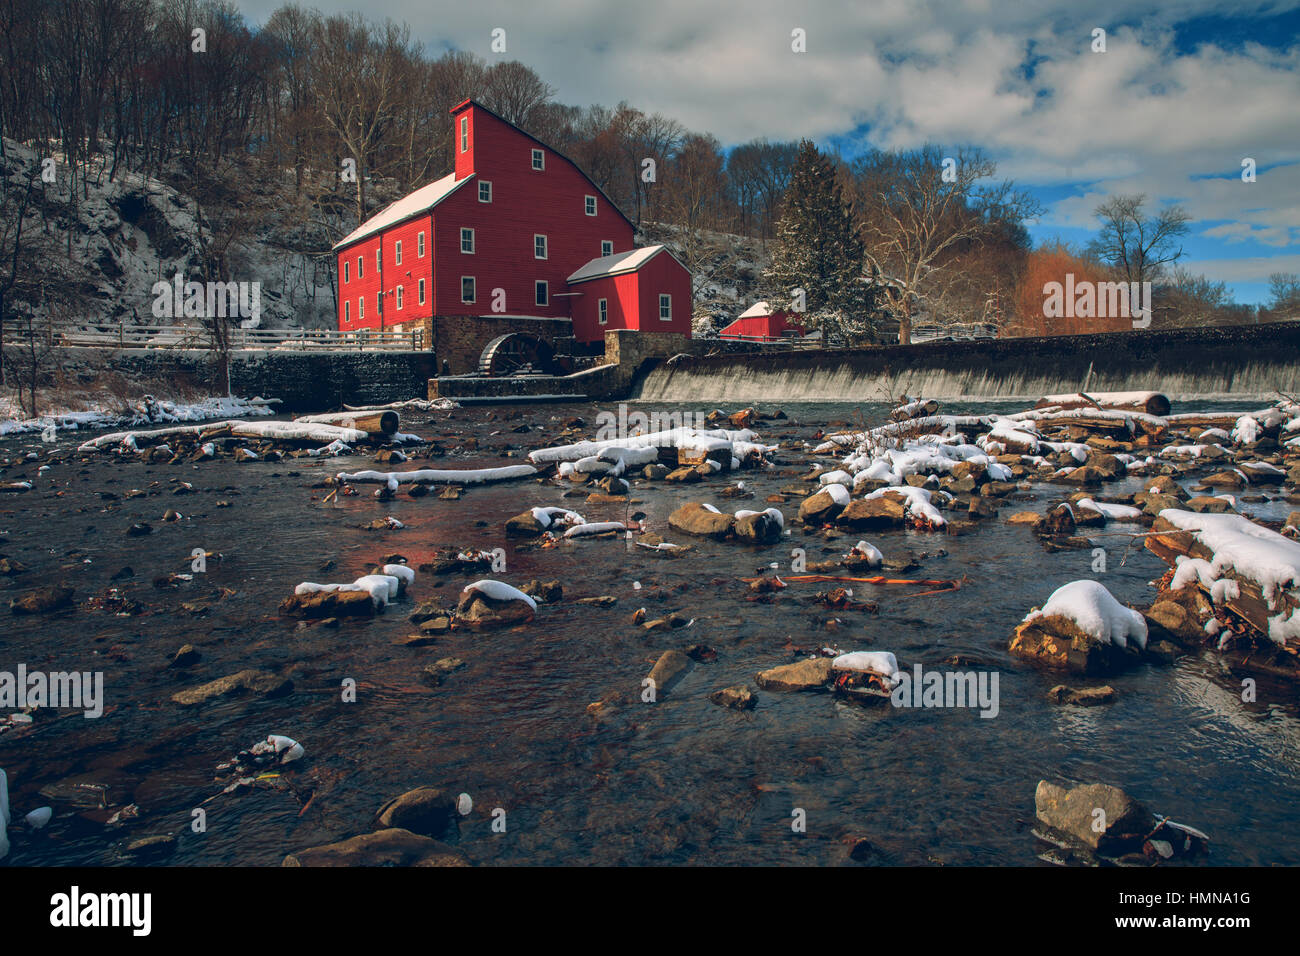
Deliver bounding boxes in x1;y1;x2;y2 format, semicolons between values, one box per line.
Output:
312;14;415;224
853;145;1040;344
1086;194;1190;286
479;60;554;130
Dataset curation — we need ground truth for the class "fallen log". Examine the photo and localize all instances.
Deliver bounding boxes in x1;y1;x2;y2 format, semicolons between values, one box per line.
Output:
1038;391;1171;417
293;410;399;437
229;421;367;445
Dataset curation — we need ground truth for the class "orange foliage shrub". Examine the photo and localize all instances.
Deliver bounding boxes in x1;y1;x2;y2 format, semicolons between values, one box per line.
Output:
1007;244;1131;336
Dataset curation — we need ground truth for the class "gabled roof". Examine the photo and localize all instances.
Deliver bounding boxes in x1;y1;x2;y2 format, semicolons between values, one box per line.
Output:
567;244;685;284
737;301;773;319
451;98;636;233
332;172;474;251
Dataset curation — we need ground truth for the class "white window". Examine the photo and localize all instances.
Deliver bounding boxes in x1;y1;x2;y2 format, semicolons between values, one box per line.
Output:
395;240;402;265
418;278;426;305
461;228;475;254
585;195;597;216
598;298;608;325
358;297;364;320
535;281;548;307
357;256;363;279
601;240;613;257
417;231;425;257
396;285;404;310
461;277;476;303
344;260;350;283
534;234;547;259
460;115;469;152
344;301;351;323
479;181;492;203
659;294;672;321
531;148;544;171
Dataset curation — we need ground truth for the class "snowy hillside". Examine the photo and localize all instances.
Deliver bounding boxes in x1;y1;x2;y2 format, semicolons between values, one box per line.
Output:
0;139;337;330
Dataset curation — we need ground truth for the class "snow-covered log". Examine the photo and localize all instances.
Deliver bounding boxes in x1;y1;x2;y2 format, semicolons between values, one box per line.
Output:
337;464;537;486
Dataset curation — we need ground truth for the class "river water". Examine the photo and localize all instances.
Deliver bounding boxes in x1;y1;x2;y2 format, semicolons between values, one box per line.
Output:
1;399;1298;866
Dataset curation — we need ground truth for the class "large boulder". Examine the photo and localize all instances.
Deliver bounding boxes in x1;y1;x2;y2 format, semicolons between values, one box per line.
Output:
279;588;376;618
755;657;833;691
1009;615;1133;675
836;496;906;530
172;669;292;706
668;503;736;540
1034;505;1076;536
374;787;457;837
646;649;692;698
1034;781;1153;854
283;828;469;867
454;588;535;629
735;510;783;543
10;585;75;614
798;489;846;525
505;511;548;537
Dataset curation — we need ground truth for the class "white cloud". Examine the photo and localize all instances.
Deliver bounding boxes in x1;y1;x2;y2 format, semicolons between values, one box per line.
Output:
236;0;1299;253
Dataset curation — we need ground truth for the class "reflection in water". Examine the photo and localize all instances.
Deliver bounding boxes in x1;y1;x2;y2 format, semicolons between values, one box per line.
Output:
0;398;1296;866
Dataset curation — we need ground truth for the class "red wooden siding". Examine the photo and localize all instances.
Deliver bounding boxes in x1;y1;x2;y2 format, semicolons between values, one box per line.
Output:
335;98;686;339
719;310;804;340
569;249;692;344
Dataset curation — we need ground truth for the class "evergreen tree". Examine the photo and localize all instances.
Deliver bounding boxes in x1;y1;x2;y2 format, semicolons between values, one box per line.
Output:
763;140;878;344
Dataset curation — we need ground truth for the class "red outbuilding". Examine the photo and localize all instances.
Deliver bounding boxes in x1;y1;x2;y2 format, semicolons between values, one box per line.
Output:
718;301;805;341
567;245;693;343
332;99;691;345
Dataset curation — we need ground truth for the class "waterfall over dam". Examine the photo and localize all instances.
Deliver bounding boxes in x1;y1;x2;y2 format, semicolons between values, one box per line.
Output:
633;322;1300;403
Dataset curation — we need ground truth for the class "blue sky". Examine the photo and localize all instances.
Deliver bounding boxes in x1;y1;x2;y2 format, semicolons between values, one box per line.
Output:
240;0;1300;304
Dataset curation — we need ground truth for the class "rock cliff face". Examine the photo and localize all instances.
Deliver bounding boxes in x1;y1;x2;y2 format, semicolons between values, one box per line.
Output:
1;139;338;330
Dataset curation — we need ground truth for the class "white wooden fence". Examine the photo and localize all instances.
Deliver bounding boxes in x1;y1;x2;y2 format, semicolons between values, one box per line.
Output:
1;321;424;352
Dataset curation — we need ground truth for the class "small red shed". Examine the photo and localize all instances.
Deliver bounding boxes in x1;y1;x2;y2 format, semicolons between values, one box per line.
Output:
718;301;805;341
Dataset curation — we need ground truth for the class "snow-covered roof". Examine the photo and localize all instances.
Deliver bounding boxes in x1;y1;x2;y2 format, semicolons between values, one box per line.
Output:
567;245;682;283
333;172;474;251
737;301;773;319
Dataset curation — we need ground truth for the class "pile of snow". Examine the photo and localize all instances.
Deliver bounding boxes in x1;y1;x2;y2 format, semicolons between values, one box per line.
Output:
1159;443;1225;459
1076;497;1144;522
295;565;412;608
532;507;585;530
848;540;884;565
1023;580;1148;650
831;651;901;685
1159;510;1300;607
564;521;626;538
337;464;536;486
862;485;948;527
1231;415;1260;444
734;507;785;529
821;483;851;506
462;580;537;610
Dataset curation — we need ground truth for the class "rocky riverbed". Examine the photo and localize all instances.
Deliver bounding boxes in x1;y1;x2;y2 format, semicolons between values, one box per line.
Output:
1;398;1299;866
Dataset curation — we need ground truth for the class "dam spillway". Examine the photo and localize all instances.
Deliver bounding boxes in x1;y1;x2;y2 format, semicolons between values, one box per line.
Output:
633;322;1300;403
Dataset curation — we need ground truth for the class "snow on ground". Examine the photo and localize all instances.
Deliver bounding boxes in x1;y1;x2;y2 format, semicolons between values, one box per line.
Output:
1;395;275;438
1024;580;1148;650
